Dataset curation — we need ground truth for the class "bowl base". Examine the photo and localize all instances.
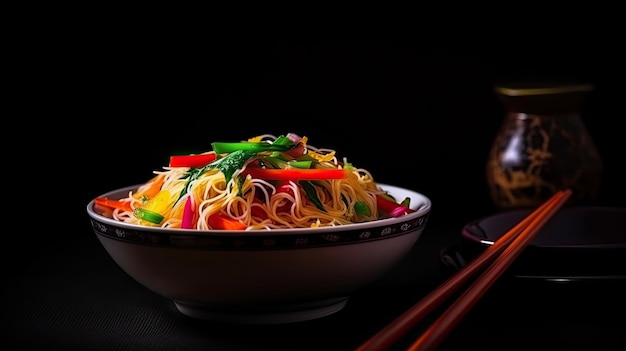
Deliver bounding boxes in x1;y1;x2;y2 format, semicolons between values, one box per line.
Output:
173;296;349;324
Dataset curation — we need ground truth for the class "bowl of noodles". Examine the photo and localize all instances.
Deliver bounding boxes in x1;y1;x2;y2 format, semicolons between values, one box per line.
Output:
86;133;432;324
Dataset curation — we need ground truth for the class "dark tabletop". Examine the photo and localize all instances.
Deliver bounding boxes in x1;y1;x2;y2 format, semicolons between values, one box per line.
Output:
6;187;626;350
9;29;626;350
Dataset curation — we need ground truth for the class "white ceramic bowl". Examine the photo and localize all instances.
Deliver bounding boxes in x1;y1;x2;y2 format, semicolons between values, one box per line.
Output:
86;183;431;324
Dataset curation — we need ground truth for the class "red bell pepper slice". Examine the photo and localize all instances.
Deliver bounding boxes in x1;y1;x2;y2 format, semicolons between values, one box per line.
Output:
243;168;347;181
283;143;306;158
251;204;269;220
376;194;415;217
275;180;296;212
169;154;217;168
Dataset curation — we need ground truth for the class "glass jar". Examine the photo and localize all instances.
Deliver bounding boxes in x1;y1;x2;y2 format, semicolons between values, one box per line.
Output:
486;82;603;210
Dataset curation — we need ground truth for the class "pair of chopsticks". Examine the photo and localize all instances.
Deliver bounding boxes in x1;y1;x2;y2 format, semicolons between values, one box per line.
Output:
355;188;572;351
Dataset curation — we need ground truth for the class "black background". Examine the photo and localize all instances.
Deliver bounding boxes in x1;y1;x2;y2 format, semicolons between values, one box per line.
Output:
17;22;623;265
71;28;624;224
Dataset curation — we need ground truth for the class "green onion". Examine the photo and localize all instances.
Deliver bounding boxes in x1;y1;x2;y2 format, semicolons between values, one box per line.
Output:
134;208;164;224
354;201;371;216
212;142;294;154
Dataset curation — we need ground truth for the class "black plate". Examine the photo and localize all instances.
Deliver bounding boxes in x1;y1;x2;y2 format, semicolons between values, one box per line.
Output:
441;206;626;282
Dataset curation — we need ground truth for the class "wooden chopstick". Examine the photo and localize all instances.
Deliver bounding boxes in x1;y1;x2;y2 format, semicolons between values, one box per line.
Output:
354;189;572;351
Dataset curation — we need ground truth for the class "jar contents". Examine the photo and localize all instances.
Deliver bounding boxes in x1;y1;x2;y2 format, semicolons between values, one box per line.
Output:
486;82;603;210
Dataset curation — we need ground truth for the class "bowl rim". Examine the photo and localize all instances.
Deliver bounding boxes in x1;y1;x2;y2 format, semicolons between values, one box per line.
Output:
87;183;431;237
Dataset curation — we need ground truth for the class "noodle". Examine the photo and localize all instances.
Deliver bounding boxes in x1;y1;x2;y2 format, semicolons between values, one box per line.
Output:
98;133;410;230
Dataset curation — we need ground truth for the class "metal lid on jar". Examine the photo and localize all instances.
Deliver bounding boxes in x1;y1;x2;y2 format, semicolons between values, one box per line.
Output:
494;82;594;97
494;81;594;114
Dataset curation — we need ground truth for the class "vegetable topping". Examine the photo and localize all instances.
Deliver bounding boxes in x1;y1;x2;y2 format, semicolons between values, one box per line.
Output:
93;133;416;230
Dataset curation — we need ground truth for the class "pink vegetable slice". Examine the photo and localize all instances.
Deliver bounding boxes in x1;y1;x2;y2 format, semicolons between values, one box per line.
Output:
181;197;195;229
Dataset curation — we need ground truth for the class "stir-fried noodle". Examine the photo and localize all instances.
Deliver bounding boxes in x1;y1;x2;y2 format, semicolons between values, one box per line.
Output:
95;133;411;230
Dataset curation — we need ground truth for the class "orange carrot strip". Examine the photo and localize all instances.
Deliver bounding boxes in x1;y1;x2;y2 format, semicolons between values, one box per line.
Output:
94;197;133;212
134;174;166;199
208;213;247;230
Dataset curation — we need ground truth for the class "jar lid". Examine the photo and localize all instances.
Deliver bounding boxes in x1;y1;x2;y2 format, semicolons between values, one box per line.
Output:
494;82;594;97
494;81;594;114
